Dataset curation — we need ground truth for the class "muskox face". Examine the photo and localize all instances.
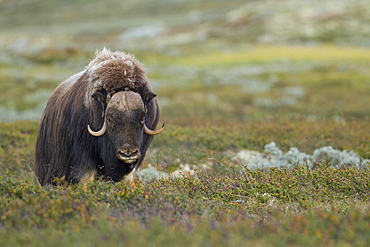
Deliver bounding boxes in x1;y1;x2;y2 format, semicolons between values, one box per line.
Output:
87;91;164;165
105;91;145;163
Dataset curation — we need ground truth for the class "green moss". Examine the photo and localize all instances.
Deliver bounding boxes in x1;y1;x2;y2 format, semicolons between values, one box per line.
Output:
0;167;369;246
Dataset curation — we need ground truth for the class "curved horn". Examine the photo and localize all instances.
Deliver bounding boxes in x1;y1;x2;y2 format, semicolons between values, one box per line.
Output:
87;121;107;136
144;123;165;135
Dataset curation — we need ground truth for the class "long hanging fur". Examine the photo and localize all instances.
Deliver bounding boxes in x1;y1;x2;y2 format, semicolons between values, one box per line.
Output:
34;48;160;185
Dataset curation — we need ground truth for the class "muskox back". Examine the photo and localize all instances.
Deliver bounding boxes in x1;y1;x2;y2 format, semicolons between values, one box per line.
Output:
35;48;163;185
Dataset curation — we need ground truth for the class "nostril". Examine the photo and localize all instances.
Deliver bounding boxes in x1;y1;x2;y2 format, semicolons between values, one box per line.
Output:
118;149;138;158
118;150;127;157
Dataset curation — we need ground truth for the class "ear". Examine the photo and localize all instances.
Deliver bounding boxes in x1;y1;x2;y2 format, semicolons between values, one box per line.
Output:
143;91;157;102
91;92;107;117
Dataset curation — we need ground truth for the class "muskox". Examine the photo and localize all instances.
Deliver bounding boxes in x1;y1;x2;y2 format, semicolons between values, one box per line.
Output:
34;48;164;186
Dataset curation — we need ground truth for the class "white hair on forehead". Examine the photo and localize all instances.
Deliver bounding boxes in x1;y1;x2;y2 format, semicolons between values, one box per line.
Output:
87;47;136;71
124;60;133;67
96;47;126;60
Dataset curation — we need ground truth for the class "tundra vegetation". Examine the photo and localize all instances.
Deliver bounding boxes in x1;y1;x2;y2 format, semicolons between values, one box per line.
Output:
0;0;369;246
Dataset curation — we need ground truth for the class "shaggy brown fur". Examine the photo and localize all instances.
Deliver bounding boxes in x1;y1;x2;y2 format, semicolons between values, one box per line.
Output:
86;48;152;97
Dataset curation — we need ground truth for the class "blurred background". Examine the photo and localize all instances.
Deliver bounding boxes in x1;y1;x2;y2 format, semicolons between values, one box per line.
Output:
0;0;369;172
1;0;369;122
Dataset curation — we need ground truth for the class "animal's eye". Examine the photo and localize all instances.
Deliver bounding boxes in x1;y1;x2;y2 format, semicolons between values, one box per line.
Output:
106;117;112;122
